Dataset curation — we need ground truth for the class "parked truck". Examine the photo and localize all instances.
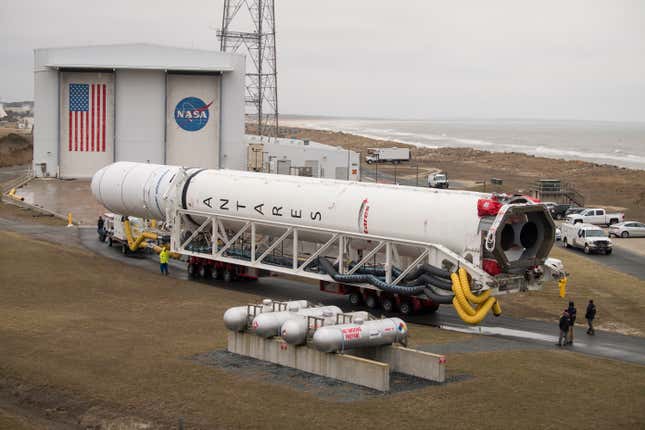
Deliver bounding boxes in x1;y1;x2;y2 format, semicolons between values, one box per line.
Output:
565;208;624;226
561;222;613;254
428;172;449;189
365;147;410;164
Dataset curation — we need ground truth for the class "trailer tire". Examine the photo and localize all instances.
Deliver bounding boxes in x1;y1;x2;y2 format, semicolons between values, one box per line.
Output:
398;301;412;315
187;263;198;279
223;270;234;283
365;294;378;309
348;292;362;306
381;297;394;313
199;265;212;279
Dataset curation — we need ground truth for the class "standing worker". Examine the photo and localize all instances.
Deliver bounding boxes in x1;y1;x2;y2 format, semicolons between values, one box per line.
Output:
566;301;577;345
557;310;570;347
585;300;596;335
159;246;169;276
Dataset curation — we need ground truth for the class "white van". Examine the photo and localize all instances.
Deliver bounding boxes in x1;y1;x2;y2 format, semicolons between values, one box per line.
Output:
561;222;613;255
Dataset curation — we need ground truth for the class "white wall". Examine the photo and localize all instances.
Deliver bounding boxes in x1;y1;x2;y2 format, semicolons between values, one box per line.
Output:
220;54;246;170
165;74;220;168
115;70;165;164
260;140;360;180
32;68;59;177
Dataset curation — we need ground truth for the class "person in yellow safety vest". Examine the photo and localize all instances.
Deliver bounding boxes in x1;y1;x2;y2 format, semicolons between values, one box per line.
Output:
159;247;169;276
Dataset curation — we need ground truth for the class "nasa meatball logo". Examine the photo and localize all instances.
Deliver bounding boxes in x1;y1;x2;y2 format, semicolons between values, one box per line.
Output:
174;96;213;132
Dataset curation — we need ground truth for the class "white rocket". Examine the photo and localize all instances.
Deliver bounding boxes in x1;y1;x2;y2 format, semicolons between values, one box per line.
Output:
91;162;555;277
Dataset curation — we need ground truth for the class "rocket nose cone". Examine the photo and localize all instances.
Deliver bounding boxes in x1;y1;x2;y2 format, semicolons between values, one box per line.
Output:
90;165;107;201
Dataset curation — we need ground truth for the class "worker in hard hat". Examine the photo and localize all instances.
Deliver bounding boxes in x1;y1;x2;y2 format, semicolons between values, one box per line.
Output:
159;246;169;276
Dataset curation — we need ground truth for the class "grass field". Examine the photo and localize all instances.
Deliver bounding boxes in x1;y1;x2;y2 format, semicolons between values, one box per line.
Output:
1;226;644;429
501;247;645;336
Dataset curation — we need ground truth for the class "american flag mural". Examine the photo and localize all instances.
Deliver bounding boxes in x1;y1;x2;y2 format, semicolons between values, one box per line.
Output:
68;83;106;152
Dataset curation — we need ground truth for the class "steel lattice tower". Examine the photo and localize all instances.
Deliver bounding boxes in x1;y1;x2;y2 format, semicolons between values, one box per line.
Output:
218;0;279;137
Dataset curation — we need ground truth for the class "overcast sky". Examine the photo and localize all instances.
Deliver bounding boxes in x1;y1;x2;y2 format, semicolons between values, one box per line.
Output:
1;0;644;121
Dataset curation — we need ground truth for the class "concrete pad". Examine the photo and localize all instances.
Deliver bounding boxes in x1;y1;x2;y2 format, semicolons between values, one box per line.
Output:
15;178;105;225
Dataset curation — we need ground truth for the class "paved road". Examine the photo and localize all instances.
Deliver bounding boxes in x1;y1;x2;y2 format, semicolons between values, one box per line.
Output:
556;241;645;280
73;226;645;366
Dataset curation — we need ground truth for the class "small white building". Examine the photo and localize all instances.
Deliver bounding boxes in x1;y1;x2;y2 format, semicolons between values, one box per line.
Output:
246;135;360;181
33;43;246;178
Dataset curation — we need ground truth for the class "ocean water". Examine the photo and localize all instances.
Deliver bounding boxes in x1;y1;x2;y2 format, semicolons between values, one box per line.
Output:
280;117;645;170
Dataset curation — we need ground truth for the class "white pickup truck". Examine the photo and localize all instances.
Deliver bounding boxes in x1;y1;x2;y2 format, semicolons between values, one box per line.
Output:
565;208;624;226
561;222;613;255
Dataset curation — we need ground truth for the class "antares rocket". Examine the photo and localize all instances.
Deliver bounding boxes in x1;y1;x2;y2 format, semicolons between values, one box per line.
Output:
91;161;556;277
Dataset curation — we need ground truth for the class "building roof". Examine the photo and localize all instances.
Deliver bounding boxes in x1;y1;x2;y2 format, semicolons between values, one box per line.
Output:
34;43;242;72
246;135;357;153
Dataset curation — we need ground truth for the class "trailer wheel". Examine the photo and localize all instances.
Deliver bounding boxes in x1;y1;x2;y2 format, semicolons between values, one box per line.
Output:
365;294;378;309
187;263;198;279
199;265;212;279
381;297;394;313
223;270;234;283
348;292;362;306
398;301;412;315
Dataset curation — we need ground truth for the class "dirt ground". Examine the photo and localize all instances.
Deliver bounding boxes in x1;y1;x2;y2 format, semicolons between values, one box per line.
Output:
0;128;32;168
0;212;644;429
272;126;645;220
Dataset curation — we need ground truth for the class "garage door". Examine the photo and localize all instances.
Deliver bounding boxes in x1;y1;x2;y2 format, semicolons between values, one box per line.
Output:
166;74;220;168
59;72;114;178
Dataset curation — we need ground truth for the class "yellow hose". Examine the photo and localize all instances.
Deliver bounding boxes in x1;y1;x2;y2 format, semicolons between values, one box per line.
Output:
451;273;476;316
123;219;158;252
458;267;491;304
451;268;502;324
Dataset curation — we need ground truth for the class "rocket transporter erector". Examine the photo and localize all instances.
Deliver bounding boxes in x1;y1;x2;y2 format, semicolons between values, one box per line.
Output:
91;162;563;324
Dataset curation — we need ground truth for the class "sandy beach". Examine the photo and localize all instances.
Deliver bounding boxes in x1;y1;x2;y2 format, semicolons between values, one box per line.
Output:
272;125;645;221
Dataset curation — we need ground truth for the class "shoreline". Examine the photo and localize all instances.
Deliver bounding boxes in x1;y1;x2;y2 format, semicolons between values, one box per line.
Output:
269;125;645;220
278;119;645;171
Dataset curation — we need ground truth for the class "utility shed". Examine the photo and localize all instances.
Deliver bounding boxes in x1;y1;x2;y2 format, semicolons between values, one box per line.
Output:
33;44;246;178
246;135;360;180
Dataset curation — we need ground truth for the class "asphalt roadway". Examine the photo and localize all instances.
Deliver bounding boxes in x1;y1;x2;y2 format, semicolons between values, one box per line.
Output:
70;226;645;366
556;240;645;281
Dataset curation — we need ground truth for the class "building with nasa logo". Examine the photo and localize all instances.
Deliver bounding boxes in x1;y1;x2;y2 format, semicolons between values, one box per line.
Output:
33;44;245;178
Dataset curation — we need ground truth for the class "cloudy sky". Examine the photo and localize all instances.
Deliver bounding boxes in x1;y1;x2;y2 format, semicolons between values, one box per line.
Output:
1;0;644;121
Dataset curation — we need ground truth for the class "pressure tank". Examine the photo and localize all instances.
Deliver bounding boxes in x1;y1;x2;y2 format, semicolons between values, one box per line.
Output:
251;305;342;338
223;299;308;332
312;317;408;352
281;311;370;345
91;162;555;272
